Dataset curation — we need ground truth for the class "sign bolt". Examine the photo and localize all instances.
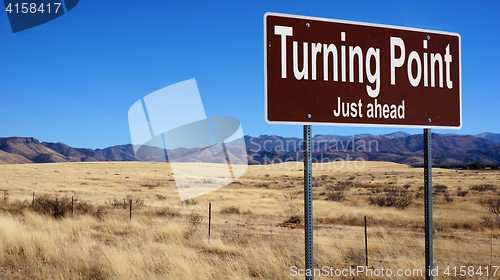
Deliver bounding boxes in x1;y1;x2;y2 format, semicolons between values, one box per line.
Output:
307;114;311;118
428;118;432;122
306;23;310;27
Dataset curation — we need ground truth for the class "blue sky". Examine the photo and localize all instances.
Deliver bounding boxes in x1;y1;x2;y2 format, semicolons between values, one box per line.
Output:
0;0;499;149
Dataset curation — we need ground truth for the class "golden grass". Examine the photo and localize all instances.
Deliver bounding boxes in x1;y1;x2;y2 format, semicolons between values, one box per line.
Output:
0;161;499;279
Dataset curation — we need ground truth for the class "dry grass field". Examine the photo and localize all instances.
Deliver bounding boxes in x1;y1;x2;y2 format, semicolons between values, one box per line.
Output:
0;161;500;279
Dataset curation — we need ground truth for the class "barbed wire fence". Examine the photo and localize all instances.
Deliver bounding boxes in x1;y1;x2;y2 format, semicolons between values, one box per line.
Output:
1;188;500;278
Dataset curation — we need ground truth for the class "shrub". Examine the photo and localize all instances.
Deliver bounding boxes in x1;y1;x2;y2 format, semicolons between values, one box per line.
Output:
457;190;469;197
107;196;144;209
480;215;500;228
444;192;453;203
338;214;360;226
434;184;448;193
471;184;497;192
32;195;93;218
469;162;482;170
284;215;301;224
188;212;203;226
182;198;198;206
156;207;180;217
327;180;354;192
0;199;29;215
325;191;346;202
220;206;240;214
155;194;167;200
479;198;500;216
184;212;203;239
367;187;413;209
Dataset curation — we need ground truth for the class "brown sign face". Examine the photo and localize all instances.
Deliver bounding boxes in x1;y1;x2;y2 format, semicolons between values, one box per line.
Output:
264;13;461;128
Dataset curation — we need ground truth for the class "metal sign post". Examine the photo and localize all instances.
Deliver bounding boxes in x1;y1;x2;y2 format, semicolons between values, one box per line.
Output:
424;128;433;279
303;125;314;280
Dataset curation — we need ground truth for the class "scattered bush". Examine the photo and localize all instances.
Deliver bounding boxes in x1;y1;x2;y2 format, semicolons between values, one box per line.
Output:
444;192;453;203
0;199;29;215
338;214;360;226
156;207;180;218
337;180;355;190
325;191;346;202
284;215;301;224
480;215;500;228
188;212;203;226
184;212;203;239
181;198;198;206
31;195;93;218
480;198;500;216
220;206;240;215
107;196;144;209
367;187;413;209
434;184;448;193
259;182;270;188
327;180;354;192
156;194;167;200
471;184;497;192
457;190;469;197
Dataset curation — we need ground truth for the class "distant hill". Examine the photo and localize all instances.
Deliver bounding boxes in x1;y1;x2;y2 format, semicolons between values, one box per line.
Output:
42;142;105;162
0;137;66;163
94;145;138;161
476;132;500;143
0;132;498;166
242;133;499;166
0;149;32;164
463;145;500;163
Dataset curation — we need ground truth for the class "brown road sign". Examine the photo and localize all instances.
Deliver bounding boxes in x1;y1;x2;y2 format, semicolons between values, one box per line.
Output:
264;13;461;129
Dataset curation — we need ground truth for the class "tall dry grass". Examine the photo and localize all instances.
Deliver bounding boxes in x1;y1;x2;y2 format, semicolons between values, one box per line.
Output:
0;161;499;279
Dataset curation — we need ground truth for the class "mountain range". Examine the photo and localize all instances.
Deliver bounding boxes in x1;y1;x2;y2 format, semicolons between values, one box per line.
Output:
0;132;499;166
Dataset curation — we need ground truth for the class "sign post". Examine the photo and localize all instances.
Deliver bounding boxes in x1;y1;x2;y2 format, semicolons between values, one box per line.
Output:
264;13;461;279
424;128;433;279
303;125;313;280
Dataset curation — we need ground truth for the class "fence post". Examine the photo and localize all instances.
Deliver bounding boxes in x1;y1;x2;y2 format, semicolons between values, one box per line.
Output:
3;190;6;200
32;191;35;208
365;216;368;267
208;202;212;241
71;196;74;217
129;199;132;220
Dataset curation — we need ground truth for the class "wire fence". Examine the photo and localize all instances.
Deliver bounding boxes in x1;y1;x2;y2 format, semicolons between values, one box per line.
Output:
2;189;500;278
